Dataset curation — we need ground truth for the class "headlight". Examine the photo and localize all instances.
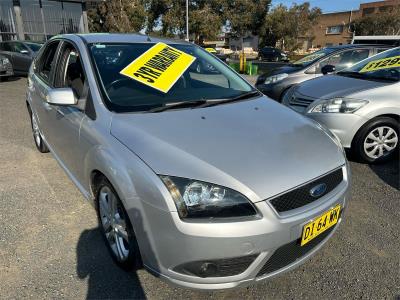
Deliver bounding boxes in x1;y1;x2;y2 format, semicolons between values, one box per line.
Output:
0;57;10;65
160;176;258;220
309;98;368;114
264;73;288;84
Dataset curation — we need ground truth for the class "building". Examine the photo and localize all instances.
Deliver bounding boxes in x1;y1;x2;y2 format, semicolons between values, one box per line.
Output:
0;0;92;42
305;0;400;51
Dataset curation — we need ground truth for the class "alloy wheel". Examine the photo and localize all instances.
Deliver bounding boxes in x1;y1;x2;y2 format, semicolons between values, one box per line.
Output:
363;126;398;159
98;186;130;262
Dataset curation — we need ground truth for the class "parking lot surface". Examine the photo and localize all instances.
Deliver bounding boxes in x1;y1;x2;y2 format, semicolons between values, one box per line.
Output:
1;78;399;299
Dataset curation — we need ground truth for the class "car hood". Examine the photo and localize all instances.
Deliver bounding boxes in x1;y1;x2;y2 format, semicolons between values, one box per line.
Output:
110;97;345;201
295;74;388;99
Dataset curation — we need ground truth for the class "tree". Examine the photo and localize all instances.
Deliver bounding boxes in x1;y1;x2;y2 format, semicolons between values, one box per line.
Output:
88;0;147;33
262;2;321;51
352;7;400;36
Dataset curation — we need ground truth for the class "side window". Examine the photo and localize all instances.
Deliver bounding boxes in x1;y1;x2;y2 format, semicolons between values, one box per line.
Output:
376;48;389;54
317;49;370;73
56;45;86;99
2;42;13;52
37;42;60;84
11;42;28;53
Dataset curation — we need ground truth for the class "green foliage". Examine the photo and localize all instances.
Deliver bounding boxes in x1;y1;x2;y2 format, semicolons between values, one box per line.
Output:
88;0;147;33
262;2;321;51
353;7;400;36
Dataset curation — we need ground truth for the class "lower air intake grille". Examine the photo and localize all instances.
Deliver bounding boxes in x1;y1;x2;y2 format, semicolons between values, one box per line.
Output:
269;168;343;213
257;226;335;277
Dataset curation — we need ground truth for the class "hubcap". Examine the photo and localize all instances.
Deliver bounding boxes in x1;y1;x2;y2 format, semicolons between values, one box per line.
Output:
31;113;41;146
364;126;398;159
99;186;130;261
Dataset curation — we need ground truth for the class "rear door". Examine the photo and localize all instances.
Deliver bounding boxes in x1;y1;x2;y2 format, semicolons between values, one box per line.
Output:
30;40;61;145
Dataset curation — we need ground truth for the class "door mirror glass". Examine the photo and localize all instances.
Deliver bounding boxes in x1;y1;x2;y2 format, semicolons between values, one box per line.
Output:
46;88;77;106
321;64;336;75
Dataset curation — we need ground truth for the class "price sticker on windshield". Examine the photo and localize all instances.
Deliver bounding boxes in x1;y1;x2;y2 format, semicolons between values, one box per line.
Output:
360;55;400;73
120;42;196;93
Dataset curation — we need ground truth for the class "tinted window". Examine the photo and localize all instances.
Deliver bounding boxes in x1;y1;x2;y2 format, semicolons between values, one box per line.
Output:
1;42;13;52
90;43;253;113
25;42;42;52
10;42;28;53
292;48;336;67
37;42;59;83
338;47;400;82
317;49;370;72
62;48;85;98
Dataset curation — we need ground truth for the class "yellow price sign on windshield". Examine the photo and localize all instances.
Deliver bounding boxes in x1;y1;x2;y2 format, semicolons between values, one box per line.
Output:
120;42;196;93
360;55;400;73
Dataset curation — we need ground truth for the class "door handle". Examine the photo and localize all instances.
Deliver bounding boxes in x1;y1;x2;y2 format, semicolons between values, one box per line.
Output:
56;108;65;117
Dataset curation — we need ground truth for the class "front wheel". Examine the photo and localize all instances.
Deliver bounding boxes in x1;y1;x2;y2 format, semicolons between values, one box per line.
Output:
96;178;141;271
352;117;399;163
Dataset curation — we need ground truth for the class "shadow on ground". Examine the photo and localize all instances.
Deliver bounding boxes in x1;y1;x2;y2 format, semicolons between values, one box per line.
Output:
77;228;146;300
369;158;400;190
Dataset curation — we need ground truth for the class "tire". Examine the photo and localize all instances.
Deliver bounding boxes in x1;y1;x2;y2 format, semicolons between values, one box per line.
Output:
28;106;49;153
0;76;9;82
352;117;399;163
95;178;142;271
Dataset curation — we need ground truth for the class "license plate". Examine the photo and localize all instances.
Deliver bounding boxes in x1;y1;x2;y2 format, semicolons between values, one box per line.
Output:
301;205;341;246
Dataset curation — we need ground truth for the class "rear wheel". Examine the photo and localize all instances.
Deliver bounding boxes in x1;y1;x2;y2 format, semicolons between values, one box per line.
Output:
96;178;141;271
352;117;399;163
29;107;49;153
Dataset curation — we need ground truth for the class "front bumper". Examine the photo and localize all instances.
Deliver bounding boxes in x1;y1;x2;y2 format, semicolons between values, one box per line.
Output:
132;166;350;290
255;82;289;101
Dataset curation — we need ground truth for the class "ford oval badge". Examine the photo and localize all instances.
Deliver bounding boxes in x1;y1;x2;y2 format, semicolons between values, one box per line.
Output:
310;183;327;198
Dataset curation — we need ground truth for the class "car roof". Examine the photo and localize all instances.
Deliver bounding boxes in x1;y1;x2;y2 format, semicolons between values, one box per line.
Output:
58;33;190;46
327;44;390;50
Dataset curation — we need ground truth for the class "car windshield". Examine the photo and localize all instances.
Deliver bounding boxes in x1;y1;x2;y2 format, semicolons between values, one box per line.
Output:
89;43;254;112
25;42;42;52
337;47;400;82
292;48;337;67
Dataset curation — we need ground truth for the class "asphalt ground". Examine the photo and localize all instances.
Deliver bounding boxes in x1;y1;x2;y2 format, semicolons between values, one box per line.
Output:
0;78;399;299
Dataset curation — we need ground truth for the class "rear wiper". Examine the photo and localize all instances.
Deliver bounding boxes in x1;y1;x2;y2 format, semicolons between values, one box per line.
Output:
200;90;261;108
148;99;208;113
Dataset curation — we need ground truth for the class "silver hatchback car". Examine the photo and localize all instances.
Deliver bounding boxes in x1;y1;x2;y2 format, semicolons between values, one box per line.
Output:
283;47;400;163
27;34;350;290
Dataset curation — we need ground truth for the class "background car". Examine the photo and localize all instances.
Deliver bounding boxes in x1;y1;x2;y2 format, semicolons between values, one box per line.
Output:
0;54;13;81
258;47;289;62
282;47;400;163
256;44;392;101
0;40;43;76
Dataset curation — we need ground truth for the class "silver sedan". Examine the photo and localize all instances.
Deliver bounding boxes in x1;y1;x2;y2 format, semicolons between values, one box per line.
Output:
283;47;400;163
27;34;349;290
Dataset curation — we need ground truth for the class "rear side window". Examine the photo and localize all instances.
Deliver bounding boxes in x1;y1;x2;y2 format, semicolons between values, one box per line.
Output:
37;41;60;84
1;42;13;52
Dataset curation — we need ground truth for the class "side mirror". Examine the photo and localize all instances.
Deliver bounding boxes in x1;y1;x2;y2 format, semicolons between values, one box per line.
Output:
46;88;77;106
321;64;336;75
20;49;29;55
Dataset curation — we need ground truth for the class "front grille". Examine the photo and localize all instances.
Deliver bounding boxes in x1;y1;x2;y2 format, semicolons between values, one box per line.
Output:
257;226;335;277
269;168;343;213
173;254;259;278
289;95;315;107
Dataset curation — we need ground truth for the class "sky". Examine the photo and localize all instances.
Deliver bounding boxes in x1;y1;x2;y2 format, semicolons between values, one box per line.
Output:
271;0;381;13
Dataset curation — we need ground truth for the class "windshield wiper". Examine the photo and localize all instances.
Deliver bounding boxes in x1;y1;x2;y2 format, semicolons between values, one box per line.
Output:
148;99;208;113
200;90;261;108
